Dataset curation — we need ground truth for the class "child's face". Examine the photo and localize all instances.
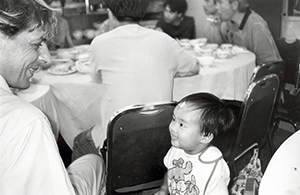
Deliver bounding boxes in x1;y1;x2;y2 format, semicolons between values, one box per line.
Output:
169;102;205;154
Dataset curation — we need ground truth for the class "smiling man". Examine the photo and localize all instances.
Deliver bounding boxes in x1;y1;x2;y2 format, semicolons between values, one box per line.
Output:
155;0;195;39
0;0;105;194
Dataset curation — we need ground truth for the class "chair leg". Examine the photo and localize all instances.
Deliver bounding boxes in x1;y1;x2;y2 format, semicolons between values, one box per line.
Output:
268;120;280;154
267;132;275;154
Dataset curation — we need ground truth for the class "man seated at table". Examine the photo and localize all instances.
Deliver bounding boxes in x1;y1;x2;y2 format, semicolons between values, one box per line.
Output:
202;0;223;44
155;0;196;39
0;0;105;194
72;0;199;161
216;0;282;65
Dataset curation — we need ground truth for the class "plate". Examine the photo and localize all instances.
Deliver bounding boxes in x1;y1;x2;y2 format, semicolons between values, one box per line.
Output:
47;64;77;75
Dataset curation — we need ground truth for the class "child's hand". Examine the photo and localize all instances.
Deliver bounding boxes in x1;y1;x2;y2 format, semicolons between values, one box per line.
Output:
154;188;168;195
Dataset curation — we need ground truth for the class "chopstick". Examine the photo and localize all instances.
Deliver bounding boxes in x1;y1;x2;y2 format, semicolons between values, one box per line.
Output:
175;38;183;47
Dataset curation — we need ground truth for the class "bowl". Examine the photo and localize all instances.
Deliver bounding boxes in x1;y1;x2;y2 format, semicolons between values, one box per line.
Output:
197;56;215;68
83;29;96;39
221;43;233;51
232;45;246;53
76;60;90;73
197;38;208;46
205;43;219;51
200;48;213;56
216;49;230;59
73;30;83;40
193;47;202;56
57;50;76;59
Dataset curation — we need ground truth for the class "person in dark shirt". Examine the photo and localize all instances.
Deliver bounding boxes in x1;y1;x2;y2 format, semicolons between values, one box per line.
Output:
155;0;195;39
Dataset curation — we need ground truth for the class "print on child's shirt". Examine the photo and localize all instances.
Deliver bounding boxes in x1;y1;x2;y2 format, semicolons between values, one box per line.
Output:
168;158;200;195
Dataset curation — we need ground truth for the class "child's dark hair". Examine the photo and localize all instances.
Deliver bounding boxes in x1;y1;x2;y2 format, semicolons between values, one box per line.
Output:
164;0;188;15
178;93;236;138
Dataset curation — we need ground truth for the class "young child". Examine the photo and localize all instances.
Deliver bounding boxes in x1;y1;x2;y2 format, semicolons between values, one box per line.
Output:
155;93;236;195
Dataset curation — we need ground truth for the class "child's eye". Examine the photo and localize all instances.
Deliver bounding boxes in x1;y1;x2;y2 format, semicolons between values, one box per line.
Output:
180;123;185;127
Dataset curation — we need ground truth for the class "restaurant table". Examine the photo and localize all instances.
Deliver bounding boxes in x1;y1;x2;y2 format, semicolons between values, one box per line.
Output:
17;84;60;140
33;50;255;148
259;130;300;195
173;51;256;101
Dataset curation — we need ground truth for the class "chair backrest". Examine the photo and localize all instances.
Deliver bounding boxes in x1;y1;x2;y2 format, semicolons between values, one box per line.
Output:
231;74;280;162
250;60;285;105
276;38;300;88
106;102;176;195
250;60;285;85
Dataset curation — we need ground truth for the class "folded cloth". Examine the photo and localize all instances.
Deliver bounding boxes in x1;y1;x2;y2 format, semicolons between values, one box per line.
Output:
68;154;106;195
72;129;100;162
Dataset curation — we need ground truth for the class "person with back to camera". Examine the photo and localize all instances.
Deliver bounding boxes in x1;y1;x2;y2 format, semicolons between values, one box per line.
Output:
216;0;282;65
202;0;223;44
155;0;196;39
0;0;105;194
72;0;199;161
155;93;236;195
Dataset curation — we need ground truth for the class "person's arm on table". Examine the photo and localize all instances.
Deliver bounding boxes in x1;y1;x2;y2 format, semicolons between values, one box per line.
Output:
172;38;199;77
89;45;103;83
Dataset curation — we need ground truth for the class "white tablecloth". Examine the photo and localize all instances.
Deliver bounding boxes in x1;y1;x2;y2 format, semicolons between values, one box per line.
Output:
32;51;255;148
17;84;60;140
173;51;256;101
259;130;300;195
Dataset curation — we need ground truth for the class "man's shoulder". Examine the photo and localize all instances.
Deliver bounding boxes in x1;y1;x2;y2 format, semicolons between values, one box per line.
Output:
0;91;47;141
1;90;45;121
246;10;268;28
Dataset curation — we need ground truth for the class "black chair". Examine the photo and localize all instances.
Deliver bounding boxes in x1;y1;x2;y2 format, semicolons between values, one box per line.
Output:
250;60;285;85
275;38;300;94
104;102;176;195
275;38;300;131
224;61;285;152
227;74;280;177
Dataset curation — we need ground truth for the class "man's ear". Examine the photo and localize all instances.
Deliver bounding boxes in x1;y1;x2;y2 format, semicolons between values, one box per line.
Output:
178;12;183;18
201;133;214;144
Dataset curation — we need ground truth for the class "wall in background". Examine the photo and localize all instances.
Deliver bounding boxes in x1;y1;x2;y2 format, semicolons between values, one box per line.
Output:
186;0;207;38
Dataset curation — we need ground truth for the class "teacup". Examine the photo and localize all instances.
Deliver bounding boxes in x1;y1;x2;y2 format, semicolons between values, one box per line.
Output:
200;48;213;56
205;43;219;51
197;38;208;46
216;49;230;59
193;47;202;56
221;43;233;51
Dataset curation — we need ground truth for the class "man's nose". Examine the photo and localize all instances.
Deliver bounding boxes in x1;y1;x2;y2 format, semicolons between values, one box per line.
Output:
38;42;51;64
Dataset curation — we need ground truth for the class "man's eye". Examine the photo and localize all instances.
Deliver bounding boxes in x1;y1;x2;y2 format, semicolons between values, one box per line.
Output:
33;43;43;50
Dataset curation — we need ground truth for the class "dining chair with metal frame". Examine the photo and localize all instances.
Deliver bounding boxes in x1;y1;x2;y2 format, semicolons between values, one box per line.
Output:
227;74;280;178
103;102;176;195
275;38;300;131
